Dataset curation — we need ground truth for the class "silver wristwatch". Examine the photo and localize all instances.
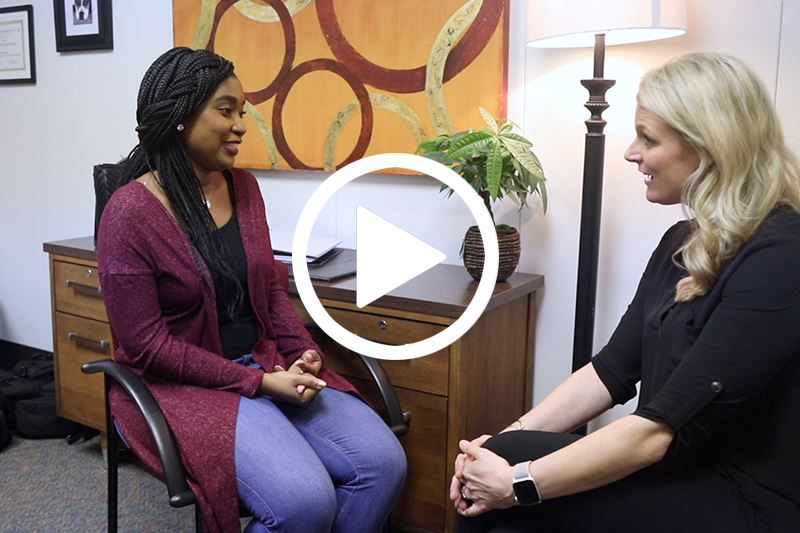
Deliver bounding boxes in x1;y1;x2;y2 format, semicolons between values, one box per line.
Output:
512;461;542;506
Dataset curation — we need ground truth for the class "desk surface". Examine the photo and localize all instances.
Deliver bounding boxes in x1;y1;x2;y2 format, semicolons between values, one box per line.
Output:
45;236;544;319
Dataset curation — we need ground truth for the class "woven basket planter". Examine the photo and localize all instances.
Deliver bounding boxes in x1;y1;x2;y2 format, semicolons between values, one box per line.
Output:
463;225;521;282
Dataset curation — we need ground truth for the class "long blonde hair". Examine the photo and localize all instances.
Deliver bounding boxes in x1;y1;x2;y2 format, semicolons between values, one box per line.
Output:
637;53;800;301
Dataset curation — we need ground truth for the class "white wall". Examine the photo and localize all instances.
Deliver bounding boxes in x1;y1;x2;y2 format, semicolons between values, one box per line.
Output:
0;0;796;423
0;0;174;346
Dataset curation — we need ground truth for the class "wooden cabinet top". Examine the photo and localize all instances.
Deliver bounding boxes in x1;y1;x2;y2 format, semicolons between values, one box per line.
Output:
44;236;543;319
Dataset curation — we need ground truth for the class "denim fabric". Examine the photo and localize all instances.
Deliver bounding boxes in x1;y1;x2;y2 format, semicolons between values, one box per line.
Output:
234;358;406;533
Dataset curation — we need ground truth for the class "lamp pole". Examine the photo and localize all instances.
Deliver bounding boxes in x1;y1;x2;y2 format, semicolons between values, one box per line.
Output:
573;33;615;377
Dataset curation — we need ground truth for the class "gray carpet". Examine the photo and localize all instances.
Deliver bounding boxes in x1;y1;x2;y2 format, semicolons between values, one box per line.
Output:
0;435;198;533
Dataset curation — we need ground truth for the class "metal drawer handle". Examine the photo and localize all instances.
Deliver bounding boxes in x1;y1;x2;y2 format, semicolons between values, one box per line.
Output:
378;320;388;330
66;280;103;295
68;332;110;349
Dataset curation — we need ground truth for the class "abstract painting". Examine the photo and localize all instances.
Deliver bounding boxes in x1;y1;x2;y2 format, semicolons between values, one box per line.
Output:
173;0;508;171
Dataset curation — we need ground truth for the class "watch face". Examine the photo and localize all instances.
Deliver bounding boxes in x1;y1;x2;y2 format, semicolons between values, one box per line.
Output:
514;478;540;506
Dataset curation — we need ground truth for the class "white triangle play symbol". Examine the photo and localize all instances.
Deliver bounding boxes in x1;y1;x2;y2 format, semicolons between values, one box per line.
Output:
356;206;446;308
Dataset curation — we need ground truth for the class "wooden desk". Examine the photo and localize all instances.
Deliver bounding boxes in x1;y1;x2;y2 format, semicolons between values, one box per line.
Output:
45;236;543;533
44;237;112;433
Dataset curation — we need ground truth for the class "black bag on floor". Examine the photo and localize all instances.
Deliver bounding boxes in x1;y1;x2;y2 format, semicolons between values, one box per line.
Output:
0;370;40;398
14;388;78;439
0;370;40;430
12;352;54;383
0;391;12;451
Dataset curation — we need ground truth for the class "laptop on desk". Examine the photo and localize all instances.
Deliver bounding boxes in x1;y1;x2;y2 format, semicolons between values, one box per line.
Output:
286;248;357;282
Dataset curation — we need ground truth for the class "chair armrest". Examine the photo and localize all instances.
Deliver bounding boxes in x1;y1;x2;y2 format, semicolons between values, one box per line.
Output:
354;353;410;436
81;359;196;508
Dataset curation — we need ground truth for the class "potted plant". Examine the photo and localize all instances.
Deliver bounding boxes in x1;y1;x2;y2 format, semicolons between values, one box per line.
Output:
416;106;547;281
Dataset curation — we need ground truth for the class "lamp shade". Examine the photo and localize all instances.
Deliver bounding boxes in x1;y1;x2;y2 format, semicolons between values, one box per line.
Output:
527;0;686;48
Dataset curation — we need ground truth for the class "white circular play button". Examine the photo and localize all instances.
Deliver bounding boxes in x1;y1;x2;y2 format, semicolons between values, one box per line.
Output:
355;206;447;309
292;153;499;361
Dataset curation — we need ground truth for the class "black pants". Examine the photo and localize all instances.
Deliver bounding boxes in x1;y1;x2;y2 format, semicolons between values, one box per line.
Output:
456;431;766;533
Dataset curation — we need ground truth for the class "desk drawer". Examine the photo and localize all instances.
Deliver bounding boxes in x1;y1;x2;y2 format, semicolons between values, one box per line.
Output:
322;341;449;396
349;376;448;533
327;308;445;344
53;260;106;321
54;312;112;430
318;309;449;396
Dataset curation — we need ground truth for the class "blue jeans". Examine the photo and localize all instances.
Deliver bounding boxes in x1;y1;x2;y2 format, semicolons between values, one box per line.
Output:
233;356;407;533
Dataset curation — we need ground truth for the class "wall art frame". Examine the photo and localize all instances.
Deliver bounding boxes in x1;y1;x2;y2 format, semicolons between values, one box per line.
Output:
53;0;113;52
173;0;509;172
0;5;36;85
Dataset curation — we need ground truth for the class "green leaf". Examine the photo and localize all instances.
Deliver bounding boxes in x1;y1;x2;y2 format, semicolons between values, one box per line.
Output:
416;136;448;152
486;141;503;199
504;138;544;182
479;106;498;133
502;132;532;146
421;151;448;164
447;131;494;161
540;180;548;213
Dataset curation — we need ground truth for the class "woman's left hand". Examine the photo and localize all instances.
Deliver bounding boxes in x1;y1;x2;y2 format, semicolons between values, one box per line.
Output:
451;435;518;517
289;350;322;376
283;350;323;394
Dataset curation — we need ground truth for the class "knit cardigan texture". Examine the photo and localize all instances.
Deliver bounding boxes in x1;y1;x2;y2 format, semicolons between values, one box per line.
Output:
97;168;356;532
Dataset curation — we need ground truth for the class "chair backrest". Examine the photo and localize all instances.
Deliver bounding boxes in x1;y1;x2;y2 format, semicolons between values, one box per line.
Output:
93;162;125;247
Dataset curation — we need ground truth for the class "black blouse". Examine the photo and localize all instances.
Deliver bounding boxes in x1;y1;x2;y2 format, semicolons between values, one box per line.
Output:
593;205;800;531
216;176;259;359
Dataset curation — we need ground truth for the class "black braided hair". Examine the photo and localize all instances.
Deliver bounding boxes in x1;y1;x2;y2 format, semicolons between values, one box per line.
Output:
122;47;242;321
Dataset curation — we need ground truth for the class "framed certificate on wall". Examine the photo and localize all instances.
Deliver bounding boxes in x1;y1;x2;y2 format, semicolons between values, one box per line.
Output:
0;5;36;85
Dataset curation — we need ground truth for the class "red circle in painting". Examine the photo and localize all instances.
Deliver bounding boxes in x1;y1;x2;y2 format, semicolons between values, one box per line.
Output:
206;0;296;105
272;58;374;170
315;0;505;94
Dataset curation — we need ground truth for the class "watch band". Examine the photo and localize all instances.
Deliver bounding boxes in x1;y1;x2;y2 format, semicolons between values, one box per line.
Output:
512;461;542;505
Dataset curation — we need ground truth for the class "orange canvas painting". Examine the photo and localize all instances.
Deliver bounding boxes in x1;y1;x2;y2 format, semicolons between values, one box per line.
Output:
172;0;508;171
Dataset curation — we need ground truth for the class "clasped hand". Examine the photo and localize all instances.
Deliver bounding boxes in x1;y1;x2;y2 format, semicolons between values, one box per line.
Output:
450;435;517;517
259;350;326;406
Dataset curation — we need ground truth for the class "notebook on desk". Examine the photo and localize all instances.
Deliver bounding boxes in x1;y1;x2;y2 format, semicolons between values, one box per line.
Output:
287;248;357;282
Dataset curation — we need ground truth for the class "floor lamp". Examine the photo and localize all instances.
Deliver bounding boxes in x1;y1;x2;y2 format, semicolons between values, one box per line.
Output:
525;1;687;388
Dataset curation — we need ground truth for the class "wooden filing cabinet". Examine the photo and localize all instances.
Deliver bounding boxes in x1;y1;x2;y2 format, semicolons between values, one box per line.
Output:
44;237;113;432
289;267;543;533
45;236;544;533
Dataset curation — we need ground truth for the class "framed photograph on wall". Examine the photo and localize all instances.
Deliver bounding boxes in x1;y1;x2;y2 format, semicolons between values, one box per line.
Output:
53;0;113;52
0;5;36;85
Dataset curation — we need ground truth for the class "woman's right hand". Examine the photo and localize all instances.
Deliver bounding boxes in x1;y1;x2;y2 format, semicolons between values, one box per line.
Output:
258;368;326;406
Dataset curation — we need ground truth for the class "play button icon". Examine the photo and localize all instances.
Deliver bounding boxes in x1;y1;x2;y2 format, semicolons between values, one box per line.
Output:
356;207;446;308
292;153;498;360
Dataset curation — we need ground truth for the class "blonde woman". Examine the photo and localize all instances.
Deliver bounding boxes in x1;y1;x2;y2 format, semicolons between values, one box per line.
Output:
452;53;800;533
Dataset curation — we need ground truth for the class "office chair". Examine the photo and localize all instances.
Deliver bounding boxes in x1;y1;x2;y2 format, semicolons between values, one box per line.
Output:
84;163;410;533
82;320;409;533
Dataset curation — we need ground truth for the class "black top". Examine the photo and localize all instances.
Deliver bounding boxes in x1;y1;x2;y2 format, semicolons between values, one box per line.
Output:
593;205;800;531
216;177;259;359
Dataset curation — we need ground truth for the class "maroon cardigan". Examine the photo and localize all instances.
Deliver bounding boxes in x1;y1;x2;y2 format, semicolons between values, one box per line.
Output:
97;168;356;533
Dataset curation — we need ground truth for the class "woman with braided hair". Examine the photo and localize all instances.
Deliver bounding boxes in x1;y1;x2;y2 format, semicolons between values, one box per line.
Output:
451;53;800;533
97;47;406;533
